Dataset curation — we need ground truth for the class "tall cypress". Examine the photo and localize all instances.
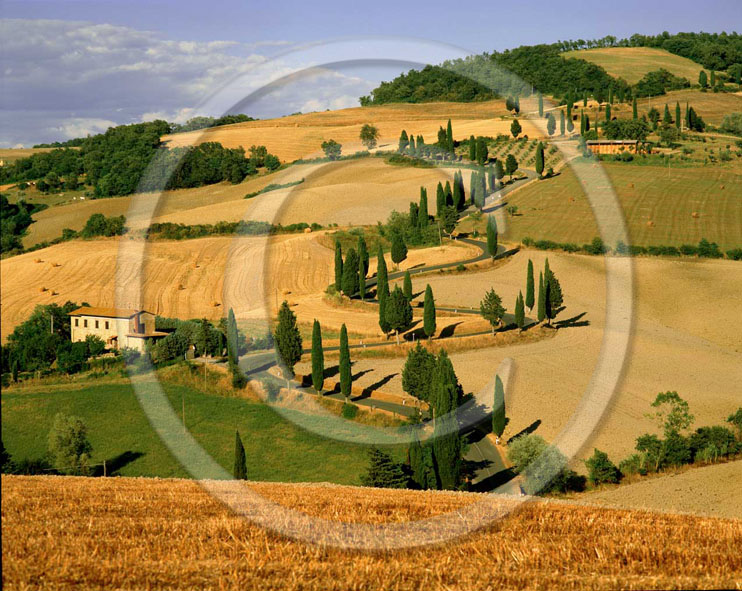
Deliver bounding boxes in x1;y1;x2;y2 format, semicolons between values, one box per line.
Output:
334;240;343;292
403;270;413;301
468;134;476;160
357;235;369;276
537;271;545;323
419;187;429;227
486;215;498;258
446;119;454;152
436;182;445;217
535;142;544;177
675;102;681;129
663;103;672;124
377;246;390;335
583;91;588;107
605;103;611;121
515;290;525;330
444;181;453;207
358;253;366;300
580;110;586;135
398;129;409;152
423;284;436;339
560;109;565;135
492;376;506;438
538;92;544;117
233;431;247;480
339;324;351;401
632;96;638;120
226;307;239;367
341;248;359;297
274;301;303;379
453;173;462;209
526;259;535;312
311;319;324;393
430;350;459;418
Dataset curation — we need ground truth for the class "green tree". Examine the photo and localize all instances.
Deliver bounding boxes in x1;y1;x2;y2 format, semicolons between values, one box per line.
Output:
494;159;505;187
510;119;522;139
377;246;391;335
525;259;535;311
605;103;611;121
663;103;672;124
274;301;302;379
419;187;429;227
439;205;458;234
385;286;412;344
339;323;351;401
436;182;445;217
583;91;588;107
357;235;369;276
535;142;545;177
409;435;437;489
727;408;742;440
580;110;586;135
430;350;461;418
480;288;505;334
636;433;664;472
505;154;518;179
710;70;716;87
398;129;409;151
476;137;488;165
584;448;620;486
543;258;563;311
446;119;454;152
632;96;638;119
402;342;436;401
675;102;681;129
546;113;556;136
321;139;341;160
47;413;92;476
334;240;343;291
360;123;379;150
341;248;359;297
468;134;476;161
358;253;366;300
311;319;324;393
233;431;248;480
361;447;408;488
486;215;498;258
560;109;566;135
538;92;544;117
402;270;413;301
515;290;525;330
492;375;506;438
390;233;407;268
433;413;462;490
226;307;239;368
537;271;545;322
423;284;436;339
647;391;694;438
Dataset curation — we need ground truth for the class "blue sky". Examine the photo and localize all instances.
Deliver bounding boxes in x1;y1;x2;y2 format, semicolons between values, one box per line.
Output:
1;0;740;146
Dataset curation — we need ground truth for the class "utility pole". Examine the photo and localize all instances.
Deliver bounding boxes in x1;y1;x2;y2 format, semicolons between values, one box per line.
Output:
50;312;54;334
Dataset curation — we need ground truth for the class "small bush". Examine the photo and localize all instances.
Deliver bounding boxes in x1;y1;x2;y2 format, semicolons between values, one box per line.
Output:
341;403;359;419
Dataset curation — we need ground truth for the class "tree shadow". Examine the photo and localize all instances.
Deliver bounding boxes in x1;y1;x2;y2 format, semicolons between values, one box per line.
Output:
356;372;399;399
351;368;373;382
555;312;589;328
472;467;518;493
324;365;340;379
439;321;463;339
508;419;542;442
95;451;144;476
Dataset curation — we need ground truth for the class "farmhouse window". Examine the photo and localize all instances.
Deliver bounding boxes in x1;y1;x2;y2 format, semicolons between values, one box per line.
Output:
75;319;79;327
84;319;88;328
105;321;109;329
95;320;99;329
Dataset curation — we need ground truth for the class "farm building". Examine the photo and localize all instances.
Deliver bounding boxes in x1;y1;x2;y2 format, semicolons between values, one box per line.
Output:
585;139;639;155
68;307;167;352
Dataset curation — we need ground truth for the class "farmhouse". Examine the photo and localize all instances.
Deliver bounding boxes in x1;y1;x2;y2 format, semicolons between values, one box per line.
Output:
586;139;639;155
69;306;167;352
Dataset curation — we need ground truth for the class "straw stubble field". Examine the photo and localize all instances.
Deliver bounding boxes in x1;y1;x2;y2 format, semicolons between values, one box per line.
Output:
2;475;740;590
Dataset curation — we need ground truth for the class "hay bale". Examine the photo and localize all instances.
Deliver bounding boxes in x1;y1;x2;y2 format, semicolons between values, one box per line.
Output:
51;262;61;268
691;212;700;219
720;185;725;190
211;301;221;307
178;284;185;290
34;258;42;263
303;227;312;233
646;220;655;227
39;286;47;292
629;183;634;188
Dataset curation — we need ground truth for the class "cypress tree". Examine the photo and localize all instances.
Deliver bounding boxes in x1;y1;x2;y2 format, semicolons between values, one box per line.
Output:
419;187;429;227
663;103;672;124
566;99;572;122
391;232;407;268
580;110;586;135
398;129;409;152
583;91;588;107
423;284;436;339
486;215;498;258
409;201;419;230
339;323;351;401
357;235;369;276
227;307;239;367
409;135;415;152
546;112;556;136
605;103;611;121
609;87;614;104
469;171;477;204
358;253;366;300
11;360;19;383
274;301;303;379
699;70;708;87
515;290;525;330
560;109;565;135
535;142;545;177
436;182;445;217
430;350;460;417
632;96;638;120
494;159;504;188
403;270;413;301
377;246;391;335
710;70;716;87
585;114;590;132
525;259;535;311
233;431;247;480
409;434;425;489
685;102;690;128
341;248;359;297
538;92;544;117
453;173;462;209
446;119;454;152
311;319;324;393
432;413;461;490
544;274;553;325
444;181;453;207
537;271;546;323
567;113;574;133
492;375;506;438
334;240;343;292
468;134;476;160
675;102;681;129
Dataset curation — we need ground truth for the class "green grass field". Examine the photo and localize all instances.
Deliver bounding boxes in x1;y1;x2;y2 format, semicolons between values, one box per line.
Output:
504;163;742;250
564;47;703;85
1;380;374;483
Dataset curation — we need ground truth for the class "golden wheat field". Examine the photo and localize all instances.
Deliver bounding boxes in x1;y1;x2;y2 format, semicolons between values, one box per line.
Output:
2;475;740;590
161;99;545;162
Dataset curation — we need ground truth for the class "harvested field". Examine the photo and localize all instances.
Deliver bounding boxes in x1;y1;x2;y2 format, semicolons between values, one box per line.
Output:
162;99;545;162
580;460;742;519
503;162;742;249
335;250;742;465
564;47;703;85
2;475;741;590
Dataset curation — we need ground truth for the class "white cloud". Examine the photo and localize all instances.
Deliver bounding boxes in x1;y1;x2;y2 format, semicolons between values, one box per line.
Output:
54;117;119;139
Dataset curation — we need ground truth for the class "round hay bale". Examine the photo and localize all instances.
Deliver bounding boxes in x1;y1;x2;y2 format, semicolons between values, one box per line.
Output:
646;220;655;227
629;183;634;188
39;286;47;292
211;301;221;307
720;185;725;190
691;212;700;219
303;227;312;233
178;283;185;290
34;258;42;263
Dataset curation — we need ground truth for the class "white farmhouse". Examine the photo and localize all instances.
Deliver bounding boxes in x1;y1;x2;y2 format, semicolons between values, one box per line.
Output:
69;307;167;352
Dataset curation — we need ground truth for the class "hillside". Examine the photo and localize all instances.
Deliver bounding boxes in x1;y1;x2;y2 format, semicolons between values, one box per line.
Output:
563;47;704;85
580;460;742;519
3;475;740;590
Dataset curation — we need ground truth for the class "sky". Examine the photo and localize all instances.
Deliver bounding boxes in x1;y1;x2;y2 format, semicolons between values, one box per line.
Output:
1;0;740;146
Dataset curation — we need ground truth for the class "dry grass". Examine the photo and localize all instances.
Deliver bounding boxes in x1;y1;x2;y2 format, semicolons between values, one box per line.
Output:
564;47;704;85
2;475;740;590
161;99;546;162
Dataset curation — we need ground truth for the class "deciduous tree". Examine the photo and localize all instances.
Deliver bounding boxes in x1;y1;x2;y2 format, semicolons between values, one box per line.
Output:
360;123;379;150
390;233;407;268
510;119;522;139
480;288;505;334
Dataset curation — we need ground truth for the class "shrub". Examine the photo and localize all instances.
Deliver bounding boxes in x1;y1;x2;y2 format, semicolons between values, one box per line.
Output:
619;454;647;477
584;448;621;486
583;237;606;255
47;413;93;476
360;447;408;488
341;403;359;420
